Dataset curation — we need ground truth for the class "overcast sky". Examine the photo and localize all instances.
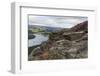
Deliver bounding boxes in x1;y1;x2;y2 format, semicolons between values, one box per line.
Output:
28;15;87;28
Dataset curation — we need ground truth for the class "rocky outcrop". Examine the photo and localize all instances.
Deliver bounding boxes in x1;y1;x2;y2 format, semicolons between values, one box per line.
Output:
28;21;88;60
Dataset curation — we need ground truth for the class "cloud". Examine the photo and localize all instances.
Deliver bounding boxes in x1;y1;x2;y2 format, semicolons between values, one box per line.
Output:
29;15;87;28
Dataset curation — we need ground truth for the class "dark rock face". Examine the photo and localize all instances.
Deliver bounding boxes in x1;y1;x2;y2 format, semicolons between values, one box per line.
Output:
70;21;88;32
28;21;88;60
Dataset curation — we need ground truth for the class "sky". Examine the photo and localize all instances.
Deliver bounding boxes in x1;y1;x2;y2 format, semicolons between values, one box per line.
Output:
28;15;87;28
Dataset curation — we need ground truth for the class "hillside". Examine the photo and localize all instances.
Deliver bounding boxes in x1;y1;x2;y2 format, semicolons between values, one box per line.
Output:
70;21;88;32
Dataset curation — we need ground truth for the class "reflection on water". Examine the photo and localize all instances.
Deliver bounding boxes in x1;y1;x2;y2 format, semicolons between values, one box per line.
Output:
28;34;48;47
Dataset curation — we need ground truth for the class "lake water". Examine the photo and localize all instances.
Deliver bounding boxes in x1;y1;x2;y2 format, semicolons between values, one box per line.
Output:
28;34;48;47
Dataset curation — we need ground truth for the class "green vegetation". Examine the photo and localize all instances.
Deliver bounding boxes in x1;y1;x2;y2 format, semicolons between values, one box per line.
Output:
31;28;43;33
29;28;51;35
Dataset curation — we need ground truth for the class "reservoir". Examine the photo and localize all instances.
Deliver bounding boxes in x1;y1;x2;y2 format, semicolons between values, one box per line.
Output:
28;34;48;47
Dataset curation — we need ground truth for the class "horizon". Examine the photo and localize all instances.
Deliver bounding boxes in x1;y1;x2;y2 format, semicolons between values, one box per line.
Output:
28;15;88;28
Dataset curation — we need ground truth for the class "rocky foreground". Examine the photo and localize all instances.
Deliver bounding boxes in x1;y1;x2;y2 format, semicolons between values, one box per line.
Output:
28;21;88;61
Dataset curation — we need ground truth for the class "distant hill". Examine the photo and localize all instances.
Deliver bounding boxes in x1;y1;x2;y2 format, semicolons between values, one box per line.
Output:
28;25;63;32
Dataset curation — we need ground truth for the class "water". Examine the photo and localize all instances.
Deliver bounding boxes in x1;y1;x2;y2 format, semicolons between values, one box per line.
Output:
28;34;48;47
